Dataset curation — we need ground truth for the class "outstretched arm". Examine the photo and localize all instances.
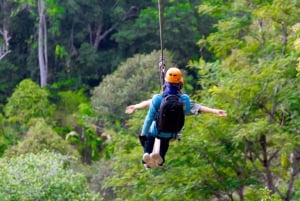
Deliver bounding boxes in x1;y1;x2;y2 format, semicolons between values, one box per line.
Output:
198;105;227;117
125;99;227;117
125;99;151;114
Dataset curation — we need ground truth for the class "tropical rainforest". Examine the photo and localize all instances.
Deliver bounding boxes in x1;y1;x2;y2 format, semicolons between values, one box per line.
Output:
0;0;299;200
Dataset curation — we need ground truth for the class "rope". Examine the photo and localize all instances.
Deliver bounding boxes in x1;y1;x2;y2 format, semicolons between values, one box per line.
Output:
158;0;166;89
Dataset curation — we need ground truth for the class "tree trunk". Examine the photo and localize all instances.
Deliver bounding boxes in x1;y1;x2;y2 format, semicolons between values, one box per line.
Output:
0;0;11;60
261;85;280;194
284;150;300;201
38;0;48;87
91;17;116;52
260;134;276;192
0;29;11;60
91;7;137;51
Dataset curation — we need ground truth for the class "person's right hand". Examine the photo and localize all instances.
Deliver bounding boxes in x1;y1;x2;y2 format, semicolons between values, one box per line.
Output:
214;109;227;117
125;105;135;114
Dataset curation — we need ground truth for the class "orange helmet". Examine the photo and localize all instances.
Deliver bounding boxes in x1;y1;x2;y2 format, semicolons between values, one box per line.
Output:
165;67;184;84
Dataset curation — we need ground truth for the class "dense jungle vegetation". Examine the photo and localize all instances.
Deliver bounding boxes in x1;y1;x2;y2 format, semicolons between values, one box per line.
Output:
0;0;300;200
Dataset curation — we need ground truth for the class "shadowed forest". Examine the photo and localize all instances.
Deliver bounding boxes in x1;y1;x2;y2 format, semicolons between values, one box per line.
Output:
0;0;299;200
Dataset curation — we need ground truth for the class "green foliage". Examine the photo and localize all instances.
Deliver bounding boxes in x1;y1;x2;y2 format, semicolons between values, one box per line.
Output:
1;0;211;106
12;0;64;33
74;43;104;82
292;23;300;75
51;89;103;164
53;89;89;129
0;151;101;201
85;159;116;200
0;116;27;156
2;1;300;200
58;89;89;113
55;44;68;60
188;58;223;93
105;1;300;200
193;0;300;200
103;114;247;201
0;60;21;106
73;103;103;163
91;50;173;124
4;118;80;158
113;0;212;66
4;79;55;125
0;113;8;156
245;187;282;201
0;79;56;154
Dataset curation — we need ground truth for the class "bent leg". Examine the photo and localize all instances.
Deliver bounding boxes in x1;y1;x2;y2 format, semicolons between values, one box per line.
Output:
144;135;155;154
159;138;170;165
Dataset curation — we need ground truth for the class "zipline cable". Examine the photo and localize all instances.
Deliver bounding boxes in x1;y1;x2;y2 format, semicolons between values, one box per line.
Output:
158;0;166;89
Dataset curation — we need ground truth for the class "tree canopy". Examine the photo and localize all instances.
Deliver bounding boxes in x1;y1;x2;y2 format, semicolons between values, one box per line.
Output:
0;0;300;200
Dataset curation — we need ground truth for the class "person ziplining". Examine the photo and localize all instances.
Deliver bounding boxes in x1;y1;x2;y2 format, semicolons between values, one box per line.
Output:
140;67;191;169
125;0;227;170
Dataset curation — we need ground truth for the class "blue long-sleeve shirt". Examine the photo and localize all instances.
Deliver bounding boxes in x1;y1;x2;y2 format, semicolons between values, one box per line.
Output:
141;93;191;138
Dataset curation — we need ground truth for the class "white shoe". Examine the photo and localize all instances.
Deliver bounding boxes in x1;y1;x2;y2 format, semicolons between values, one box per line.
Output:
150;153;163;165
144;164;151;170
143;153;156;168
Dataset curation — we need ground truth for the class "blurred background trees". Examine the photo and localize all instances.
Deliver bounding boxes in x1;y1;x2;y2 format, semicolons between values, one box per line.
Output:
0;0;299;200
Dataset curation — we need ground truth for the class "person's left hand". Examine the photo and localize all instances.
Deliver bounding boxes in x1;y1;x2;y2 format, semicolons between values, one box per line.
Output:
125;105;135;114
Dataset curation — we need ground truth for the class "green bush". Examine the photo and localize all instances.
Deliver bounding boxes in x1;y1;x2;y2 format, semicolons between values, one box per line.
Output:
4;118;80;158
0;151;102;201
245;187;282;201
91;50;174;123
4;79;55;125
53;89;89;129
